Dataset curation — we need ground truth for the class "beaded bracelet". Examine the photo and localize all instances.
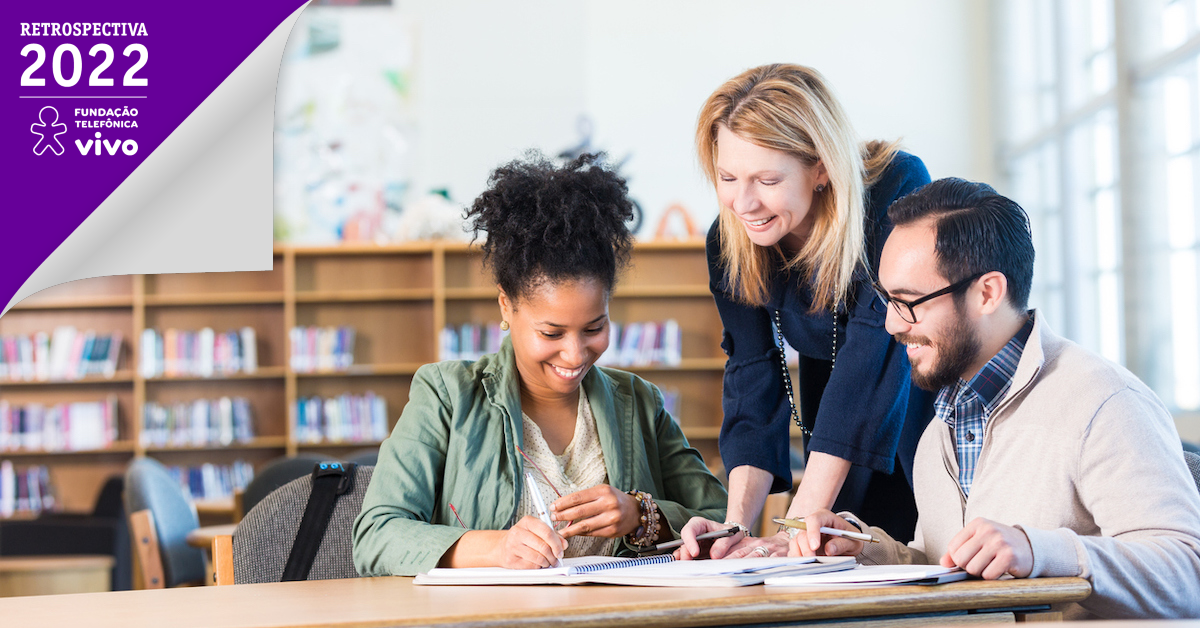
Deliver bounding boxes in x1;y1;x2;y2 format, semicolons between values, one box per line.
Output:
625;490;661;548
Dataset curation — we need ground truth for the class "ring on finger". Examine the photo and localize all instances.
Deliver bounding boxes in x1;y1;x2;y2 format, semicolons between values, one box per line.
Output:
752;545;769;557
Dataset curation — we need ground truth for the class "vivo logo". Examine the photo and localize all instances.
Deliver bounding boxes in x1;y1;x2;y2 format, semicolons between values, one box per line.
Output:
75;132;137;156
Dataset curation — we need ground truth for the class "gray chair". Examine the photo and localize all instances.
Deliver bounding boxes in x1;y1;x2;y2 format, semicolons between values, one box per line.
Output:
1185;451;1200;495
124;457;205;588
232;465;373;583
239;453;332;517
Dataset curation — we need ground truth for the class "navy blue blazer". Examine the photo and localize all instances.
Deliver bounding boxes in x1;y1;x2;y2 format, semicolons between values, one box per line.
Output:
707;152;932;493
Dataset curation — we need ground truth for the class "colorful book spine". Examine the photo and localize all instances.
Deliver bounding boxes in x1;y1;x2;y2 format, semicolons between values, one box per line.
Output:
438;323;508;361
0;462;56;518
141;397;256;448
288;326;356;372
291;391;388;444
164;460;254;501
0;328;123;382
140;328;259;377
0;397;118;452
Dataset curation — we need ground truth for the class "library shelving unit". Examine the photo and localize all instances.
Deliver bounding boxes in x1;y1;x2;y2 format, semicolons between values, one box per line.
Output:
1;240;802;514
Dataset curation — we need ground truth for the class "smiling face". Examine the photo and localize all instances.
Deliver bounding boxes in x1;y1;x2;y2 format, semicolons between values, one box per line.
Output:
500;277;611;402
879;221;983;391
715;124;828;250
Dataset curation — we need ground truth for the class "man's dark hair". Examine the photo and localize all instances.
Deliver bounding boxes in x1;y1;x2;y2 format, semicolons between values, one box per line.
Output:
888;178;1035;310
466;151;635;302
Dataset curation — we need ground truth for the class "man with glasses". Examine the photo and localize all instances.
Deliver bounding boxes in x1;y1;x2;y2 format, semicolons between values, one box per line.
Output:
792;178;1200;619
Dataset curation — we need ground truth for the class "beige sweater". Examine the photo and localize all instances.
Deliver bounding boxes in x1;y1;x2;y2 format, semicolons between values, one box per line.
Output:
859;313;1200;619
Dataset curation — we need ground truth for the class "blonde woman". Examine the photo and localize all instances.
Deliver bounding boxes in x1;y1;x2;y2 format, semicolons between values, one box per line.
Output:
678;64;934;559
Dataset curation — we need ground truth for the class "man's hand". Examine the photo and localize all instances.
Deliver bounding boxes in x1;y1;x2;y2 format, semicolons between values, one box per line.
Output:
787;509;864;557
939;517;1033;579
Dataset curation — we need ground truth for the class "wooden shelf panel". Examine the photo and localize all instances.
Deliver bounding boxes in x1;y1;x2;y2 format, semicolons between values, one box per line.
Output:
10;296;134;310
614;286;711;298
444;287;497;300
142;436;288;453
294;363;423;377
144;256;284;297
295;253;434;293
0;442;137;457
616;358;726;372
0;371;136;386
295;440;384;449
144;293;285;306
144;366;287;382
295;301;436;365
295;289;434;303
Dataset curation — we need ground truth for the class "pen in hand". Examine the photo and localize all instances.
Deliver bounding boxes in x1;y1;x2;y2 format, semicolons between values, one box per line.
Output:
524;471;563;568
636;525;740;553
773;517;880;543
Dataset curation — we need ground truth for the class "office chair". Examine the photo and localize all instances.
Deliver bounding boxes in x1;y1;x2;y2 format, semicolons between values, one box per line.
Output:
219;464;373;584
124;457;206;588
0;475;132;590
344;447;379;467
236;453;331;520
1185;451;1200;495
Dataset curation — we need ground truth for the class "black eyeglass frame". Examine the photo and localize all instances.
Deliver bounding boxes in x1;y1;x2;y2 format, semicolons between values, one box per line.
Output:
871;271;988;324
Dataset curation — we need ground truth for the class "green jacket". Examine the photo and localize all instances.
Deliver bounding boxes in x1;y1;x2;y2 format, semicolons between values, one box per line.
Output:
352;339;728;576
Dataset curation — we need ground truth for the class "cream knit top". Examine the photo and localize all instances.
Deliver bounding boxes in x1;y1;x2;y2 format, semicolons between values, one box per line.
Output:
518;388;616;558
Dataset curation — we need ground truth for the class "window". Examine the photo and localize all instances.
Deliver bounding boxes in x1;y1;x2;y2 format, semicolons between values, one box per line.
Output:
997;0;1200;414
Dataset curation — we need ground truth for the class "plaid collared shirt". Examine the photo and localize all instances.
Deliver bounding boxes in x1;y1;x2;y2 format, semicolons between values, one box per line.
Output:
933;313;1035;497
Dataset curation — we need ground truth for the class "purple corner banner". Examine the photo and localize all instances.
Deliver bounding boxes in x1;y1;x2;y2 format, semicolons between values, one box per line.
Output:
1;0;306;308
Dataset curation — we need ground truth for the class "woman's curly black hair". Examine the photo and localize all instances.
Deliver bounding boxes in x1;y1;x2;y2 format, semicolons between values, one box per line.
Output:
466;151;635;302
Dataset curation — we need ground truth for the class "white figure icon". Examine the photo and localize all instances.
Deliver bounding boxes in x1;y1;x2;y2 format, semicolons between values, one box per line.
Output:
31;106;68;156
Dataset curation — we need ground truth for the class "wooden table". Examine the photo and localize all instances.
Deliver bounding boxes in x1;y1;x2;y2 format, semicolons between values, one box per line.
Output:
186;523;238;550
0;574;1090;627
0;555;114;598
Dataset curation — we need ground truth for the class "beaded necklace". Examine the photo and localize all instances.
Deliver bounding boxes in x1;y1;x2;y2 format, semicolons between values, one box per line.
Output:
774;308;838;437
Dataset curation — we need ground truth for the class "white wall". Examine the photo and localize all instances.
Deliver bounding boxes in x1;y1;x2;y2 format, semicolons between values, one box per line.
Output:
375;0;992;236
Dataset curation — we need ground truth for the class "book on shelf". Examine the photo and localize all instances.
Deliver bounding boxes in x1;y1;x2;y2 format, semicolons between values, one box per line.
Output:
439;322;507;361
0;396;119;452
415;555;856;587
293;391;388;444
140;327;258;378
0;327;122;382
164;460;254;501
289;326;355;373
596;320;683;368
141;397;255;448
0;461;57;518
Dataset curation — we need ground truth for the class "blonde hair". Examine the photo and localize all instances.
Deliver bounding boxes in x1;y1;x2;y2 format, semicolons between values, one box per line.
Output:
696;64;899;311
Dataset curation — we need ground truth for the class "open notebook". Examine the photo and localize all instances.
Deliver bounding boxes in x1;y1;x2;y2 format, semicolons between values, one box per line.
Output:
764;564;968;587
414;555;857;587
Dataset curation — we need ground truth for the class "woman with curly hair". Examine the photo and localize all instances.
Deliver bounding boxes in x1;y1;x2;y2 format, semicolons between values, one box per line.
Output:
678;64;934;560
353;152;727;575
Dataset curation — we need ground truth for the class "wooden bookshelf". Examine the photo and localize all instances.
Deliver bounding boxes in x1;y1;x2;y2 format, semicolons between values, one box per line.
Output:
1;240;736;513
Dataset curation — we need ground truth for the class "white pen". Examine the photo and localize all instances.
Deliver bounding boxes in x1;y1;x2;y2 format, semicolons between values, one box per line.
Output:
524;471;563;567
773;517;881;543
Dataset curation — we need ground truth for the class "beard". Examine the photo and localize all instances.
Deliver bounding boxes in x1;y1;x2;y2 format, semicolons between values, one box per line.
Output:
896;313;981;392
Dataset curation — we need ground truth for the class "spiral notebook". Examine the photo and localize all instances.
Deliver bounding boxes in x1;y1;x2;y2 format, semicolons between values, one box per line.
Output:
414;555;857;587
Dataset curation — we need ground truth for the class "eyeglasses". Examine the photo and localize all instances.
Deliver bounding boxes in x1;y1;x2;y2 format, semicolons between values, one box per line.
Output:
871;271;987;324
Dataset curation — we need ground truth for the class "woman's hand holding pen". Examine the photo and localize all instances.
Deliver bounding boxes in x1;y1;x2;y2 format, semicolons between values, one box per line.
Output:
788;509;864;558
551;485;639;538
497;516;567;569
